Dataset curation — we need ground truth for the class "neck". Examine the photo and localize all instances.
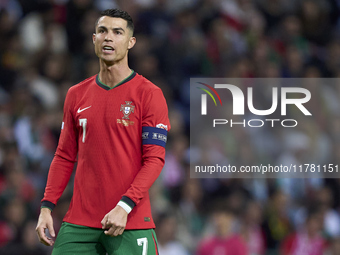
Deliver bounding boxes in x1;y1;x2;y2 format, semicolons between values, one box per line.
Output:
98;59;132;88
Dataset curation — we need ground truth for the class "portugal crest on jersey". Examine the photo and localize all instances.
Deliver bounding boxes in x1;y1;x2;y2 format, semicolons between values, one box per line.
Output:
120;101;135;119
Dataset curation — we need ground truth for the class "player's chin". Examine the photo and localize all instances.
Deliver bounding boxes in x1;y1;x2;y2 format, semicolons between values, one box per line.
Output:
101;54;114;59
101;57;116;65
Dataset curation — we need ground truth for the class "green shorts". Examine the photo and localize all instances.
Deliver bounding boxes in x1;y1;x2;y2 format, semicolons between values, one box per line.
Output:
52;222;159;255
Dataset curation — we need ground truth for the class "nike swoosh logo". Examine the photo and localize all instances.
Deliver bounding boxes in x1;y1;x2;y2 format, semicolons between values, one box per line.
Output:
77;106;92;113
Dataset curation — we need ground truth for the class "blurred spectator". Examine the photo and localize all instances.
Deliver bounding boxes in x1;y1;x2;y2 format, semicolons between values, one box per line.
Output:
262;189;291;253
295;186;340;238
196;200;248;255
156;212;189;255
0;220;48;255
1;198;27;244
65;0;94;55
281;205;327;255
176;179;206;252
299;0;332;46
324;237;340;255
1;162;35;204
240;200;265;255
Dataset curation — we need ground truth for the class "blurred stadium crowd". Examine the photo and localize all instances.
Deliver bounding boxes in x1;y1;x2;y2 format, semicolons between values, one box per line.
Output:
1;0;340;254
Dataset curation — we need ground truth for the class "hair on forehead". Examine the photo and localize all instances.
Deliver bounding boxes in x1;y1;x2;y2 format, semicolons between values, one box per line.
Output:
95;9;134;34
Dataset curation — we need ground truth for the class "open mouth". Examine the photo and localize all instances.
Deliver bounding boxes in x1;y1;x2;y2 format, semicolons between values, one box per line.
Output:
103;46;114;53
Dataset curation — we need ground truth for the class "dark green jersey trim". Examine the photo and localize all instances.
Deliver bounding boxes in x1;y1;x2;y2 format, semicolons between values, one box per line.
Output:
121;196;136;209
41;201;55;211
96;70;136;91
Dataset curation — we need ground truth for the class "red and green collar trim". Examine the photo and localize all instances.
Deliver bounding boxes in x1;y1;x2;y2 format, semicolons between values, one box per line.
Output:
96;70;136;91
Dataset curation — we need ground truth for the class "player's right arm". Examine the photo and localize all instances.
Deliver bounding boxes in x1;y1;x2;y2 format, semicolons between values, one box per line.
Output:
36;88;78;246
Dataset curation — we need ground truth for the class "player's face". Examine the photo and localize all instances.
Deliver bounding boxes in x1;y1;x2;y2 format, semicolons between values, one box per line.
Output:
93;16;135;65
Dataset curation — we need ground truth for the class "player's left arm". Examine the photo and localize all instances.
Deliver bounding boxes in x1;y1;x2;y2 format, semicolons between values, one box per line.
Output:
101;88;170;236
122;88;170;206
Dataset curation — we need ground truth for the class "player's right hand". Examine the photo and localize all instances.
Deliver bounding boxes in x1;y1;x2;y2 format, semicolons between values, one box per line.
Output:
35;207;55;246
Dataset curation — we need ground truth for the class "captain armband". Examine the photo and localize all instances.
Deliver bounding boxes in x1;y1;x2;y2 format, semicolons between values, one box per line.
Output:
141;126;168;147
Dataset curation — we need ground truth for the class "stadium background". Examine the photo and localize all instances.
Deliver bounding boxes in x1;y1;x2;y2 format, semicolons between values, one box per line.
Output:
1;0;340;254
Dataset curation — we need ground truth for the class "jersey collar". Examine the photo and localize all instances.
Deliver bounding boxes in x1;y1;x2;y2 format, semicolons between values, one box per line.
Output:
96;70;136;91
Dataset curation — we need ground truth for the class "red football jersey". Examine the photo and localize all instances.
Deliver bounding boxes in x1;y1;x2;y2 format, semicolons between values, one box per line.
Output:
42;71;170;229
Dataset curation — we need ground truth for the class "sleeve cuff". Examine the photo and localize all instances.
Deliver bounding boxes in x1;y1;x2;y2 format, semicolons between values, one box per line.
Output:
118;196;136;214
41;201;55;211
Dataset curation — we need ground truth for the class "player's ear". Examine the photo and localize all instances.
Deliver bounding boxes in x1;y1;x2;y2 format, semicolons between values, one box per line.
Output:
92;33;96;44
128;37;136;50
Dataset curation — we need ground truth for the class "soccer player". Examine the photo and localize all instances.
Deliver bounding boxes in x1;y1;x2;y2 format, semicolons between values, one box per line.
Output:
35;8;170;255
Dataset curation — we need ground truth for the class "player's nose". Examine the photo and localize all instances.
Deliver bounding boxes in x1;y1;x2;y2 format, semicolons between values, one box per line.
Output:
104;31;113;41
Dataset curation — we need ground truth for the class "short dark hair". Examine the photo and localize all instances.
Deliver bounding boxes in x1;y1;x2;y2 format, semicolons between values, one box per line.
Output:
95;9;134;34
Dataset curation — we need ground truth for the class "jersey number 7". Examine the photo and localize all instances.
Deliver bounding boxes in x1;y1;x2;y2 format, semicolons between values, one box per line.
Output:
79;118;87;143
137;237;148;255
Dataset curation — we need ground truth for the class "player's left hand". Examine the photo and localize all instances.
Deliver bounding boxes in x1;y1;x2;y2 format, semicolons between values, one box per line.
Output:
101;205;128;236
